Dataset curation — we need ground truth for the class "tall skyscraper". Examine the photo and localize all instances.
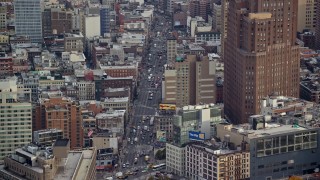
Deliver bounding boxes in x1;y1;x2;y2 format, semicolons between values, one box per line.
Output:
14;0;43;43
224;0;300;124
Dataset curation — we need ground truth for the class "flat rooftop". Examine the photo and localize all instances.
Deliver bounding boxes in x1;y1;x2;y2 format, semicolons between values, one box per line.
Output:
54;139;69;147
54;152;82;180
246;124;308;138
96;110;126;119
104;97;129;103
74;150;94;180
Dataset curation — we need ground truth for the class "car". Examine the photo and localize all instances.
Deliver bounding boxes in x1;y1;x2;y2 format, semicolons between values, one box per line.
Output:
122;164;126;168
142;170;147;173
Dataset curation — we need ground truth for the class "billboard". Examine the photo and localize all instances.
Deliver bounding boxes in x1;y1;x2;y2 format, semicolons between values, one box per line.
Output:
189;131;205;141
159;104;176;110
156;131;166;142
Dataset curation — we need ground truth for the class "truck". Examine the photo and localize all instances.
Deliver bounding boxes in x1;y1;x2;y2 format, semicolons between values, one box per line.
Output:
116;172;124;179
150;117;154;126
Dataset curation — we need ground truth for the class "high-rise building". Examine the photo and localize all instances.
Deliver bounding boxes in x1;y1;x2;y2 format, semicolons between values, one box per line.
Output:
212;2;221;32
0;5;7;31
297;0;317;33
34;97;84;149
0;76;32;160
316;0;320;49
14;0;43;43
220;0;229;59
100;5;111;36
166;37;177;65
42;7;73;37
189;0;210;22
224;0;300;124
163;55;216;107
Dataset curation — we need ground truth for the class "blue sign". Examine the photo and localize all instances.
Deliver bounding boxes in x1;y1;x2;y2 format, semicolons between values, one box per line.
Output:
189;131;205;141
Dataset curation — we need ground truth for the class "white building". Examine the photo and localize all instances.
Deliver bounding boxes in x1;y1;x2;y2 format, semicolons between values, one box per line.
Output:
101;97;129;112
119;33;145;45
83;14;100;39
0;76;32;160
166;143;186;176
95;110;126;133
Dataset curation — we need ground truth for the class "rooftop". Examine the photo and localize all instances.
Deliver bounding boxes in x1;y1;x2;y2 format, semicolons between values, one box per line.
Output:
74;150;94;180
96;110;126;119
104;97;129;103
54;152;82;180
54;139;69;147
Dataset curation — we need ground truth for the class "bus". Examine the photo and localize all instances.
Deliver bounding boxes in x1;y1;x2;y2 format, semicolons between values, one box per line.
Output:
152;163;166;171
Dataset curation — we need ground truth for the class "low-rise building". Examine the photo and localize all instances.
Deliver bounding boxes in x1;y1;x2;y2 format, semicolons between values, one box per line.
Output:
155;115;174;141
0;139;96;180
96;110;126;133
166;142;186;176
92;135;118;154
64;33;84;52
185;142;250;180
33;129;63;146
217;96;320;180
77;80;95;100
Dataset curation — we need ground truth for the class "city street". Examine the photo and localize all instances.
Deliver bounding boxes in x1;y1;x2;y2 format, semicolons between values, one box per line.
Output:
97;11;170;180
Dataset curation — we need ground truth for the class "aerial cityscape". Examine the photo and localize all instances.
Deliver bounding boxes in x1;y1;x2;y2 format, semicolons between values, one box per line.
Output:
0;0;319;180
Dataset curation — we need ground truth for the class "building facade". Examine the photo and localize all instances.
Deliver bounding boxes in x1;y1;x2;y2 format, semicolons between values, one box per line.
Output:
189;0;209;22
0;140;96;180
166;143;186;176
185;142;250;180
64;33;84;52
224;0;300;124
0;77;32;159
297;0;317;32
217;95;320;180
166;37;177;65
316;0;320;49
100;5;111;36
34;97;84;149
162;55;216;107
14;0;43;43
212;2;221;32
